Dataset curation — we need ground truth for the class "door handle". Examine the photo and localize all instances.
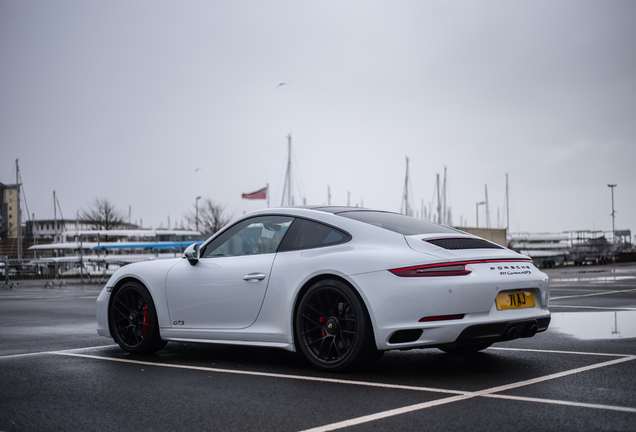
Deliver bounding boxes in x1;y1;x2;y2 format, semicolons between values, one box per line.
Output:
243;272;266;282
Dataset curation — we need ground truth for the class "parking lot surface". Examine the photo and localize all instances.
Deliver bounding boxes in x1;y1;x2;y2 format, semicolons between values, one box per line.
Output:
1;263;635;431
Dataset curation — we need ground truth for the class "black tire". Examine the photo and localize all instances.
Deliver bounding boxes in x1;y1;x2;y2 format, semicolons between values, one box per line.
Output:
295;279;380;371
438;342;492;355
109;281;167;354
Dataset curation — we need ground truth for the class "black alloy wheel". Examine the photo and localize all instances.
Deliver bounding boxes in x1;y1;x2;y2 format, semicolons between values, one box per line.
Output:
296;279;381;371
109;281;166;354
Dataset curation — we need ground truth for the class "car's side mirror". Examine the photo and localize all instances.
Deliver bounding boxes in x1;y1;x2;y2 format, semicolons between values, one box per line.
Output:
184;243;200;266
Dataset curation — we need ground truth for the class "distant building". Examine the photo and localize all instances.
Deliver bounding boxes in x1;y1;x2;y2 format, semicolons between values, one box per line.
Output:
25;219;139;243
0;182;20;239
453;227;508;247
26;219;93;243
508;233;570;267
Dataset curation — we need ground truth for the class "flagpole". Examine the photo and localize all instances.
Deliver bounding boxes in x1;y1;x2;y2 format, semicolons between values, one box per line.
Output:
266;183;270;208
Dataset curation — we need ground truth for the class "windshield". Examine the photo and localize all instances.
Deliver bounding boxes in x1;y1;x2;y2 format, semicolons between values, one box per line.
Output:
337;211;460;236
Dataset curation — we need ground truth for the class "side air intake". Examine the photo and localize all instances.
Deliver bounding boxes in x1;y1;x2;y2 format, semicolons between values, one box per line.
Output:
426;238;504;250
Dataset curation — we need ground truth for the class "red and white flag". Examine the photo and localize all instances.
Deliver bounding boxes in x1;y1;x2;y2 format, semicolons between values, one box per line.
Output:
242;186;267;200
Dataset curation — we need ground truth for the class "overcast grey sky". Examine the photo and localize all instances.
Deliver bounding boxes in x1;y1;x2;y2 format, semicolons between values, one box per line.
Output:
1;1;634;235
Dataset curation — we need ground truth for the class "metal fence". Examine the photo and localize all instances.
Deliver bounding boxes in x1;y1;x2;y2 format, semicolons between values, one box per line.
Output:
0;256;155;289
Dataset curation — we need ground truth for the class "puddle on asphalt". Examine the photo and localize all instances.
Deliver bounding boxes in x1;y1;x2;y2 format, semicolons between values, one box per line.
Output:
576;268;635;274
550;276;636;283
550;311;636;339
0;322;97;336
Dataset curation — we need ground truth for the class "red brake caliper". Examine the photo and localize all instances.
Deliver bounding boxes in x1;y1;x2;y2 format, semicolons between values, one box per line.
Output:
319;316;326;338
141;304;149;335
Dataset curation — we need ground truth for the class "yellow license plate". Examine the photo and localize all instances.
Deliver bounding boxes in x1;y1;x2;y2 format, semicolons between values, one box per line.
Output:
496;291;535;310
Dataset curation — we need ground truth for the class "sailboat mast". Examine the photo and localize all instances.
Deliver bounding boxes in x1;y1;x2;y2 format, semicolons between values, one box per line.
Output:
280;134;292;206
287;135;291;206
506;173;510;230
16;159;22;259
485;184;490;228
436;174;441;224
401;157;410;215
53;190;57;243
442;167;447;225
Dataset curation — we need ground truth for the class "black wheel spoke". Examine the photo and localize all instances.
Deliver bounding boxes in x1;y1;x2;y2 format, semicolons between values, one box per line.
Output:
331;335;343;358
328;293;342;316
317;337;328;359
302;313;324;329
113;305;128;319
113;317;128;326
115;298;129;312
123;325;134;345
317;292;327;317
306;303;323;316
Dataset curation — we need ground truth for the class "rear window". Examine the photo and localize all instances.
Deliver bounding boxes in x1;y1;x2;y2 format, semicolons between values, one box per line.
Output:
279;218;350;251
337;211;460;236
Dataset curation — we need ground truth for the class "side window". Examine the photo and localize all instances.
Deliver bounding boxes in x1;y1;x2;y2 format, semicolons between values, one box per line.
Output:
201;216;294;258
279;219;350;251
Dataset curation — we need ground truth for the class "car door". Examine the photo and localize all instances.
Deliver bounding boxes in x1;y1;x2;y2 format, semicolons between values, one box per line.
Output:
165;215;294;329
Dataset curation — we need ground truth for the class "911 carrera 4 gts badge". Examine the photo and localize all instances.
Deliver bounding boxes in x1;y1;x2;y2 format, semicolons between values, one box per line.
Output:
490;265;532;275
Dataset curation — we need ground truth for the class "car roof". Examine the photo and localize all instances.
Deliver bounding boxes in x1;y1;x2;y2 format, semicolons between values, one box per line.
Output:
286;205;395;215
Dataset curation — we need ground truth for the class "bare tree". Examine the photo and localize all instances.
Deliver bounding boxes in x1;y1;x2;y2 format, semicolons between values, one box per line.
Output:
184;198;232;235
79;198;126;231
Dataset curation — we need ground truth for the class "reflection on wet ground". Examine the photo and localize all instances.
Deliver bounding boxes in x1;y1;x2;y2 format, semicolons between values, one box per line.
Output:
547;264;636;285
569;268;636;274
551;276;636;283
549;311;636;339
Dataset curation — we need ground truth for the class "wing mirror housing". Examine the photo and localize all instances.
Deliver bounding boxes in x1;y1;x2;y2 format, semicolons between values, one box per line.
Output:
184;243;200;266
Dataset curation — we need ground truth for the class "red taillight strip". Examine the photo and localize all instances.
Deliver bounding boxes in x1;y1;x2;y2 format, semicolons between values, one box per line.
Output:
419;314;465;322
389;258;532;277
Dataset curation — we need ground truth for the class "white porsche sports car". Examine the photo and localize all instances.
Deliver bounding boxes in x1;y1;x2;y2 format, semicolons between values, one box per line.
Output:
96;206;550;371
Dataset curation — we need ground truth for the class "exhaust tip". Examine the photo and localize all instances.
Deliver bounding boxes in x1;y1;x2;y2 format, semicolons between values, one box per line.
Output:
506;326;518;340
525;324;538;338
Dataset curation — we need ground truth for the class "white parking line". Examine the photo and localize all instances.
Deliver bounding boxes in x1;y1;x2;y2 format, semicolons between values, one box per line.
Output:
489;346;630;357
300;355;636;432
52;351;470;396
300;394;475;432
48;347;636;431
551;287;636;300
550;287;626;292
0;345;117;360
484;393;636;414
3;344;632;362
4;344;635;430
549;304;636;311
473;355;635;395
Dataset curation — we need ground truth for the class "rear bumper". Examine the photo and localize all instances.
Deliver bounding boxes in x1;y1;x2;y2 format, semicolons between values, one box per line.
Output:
350;261;551;350
454;317;550;343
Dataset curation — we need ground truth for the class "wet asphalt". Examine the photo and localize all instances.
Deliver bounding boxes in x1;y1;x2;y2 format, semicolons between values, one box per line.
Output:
0;263;635;431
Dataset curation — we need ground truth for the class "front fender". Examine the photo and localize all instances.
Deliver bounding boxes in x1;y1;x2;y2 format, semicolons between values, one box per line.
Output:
103;258;182;329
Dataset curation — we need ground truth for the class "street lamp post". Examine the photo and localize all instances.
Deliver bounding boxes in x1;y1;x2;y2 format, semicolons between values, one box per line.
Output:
195;196;201;232
476;201;486;228
608;184;616;244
